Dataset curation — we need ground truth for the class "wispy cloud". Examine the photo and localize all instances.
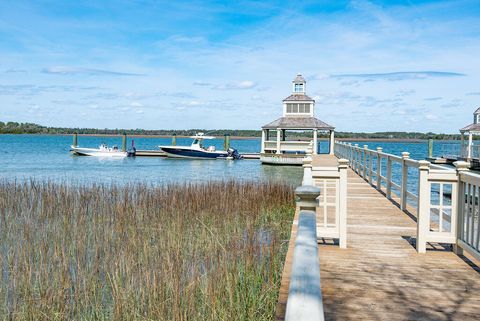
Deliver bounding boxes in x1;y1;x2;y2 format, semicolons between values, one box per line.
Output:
4;68;27;73
42;66;144;76
331;71;466;81
193;81;211;86
213;80;257;90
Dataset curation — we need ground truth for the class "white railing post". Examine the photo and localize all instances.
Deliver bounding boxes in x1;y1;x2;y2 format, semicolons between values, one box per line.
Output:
349;143;353;164
386;156;392;199
296;185;320;212
368;149;374;184
453;161;470;255
401;152;410;211
303;146;313;186
363;145;368;179
416;160;431;253
354;144;360;174
376;147;382;189
338;159;348;249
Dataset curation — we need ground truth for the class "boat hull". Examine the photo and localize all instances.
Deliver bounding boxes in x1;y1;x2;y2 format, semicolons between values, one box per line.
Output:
160;147;228;159
71;146;127;158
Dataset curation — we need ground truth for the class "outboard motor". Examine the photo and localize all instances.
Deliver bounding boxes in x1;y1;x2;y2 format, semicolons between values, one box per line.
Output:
227;148;243;160
127;140;136;157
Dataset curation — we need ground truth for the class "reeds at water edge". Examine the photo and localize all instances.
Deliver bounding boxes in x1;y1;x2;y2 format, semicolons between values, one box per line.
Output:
0;180;295;320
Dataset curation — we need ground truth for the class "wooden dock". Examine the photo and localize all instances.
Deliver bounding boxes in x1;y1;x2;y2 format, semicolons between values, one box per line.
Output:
276;154;480;321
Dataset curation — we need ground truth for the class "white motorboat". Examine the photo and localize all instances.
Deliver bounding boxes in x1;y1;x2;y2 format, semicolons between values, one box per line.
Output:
71;144;129;157
159;133;242;160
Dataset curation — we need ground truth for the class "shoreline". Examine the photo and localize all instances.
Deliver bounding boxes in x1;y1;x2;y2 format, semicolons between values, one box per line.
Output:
0;133;461;142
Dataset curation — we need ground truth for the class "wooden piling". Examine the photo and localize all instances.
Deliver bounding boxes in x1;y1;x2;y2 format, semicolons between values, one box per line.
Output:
224;134;230;150
172;133;177;146
428;138;433;158
122;133;127;152
73;132;78;147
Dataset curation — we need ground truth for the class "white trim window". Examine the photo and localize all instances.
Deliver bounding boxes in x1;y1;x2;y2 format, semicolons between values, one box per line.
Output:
294;83;304;93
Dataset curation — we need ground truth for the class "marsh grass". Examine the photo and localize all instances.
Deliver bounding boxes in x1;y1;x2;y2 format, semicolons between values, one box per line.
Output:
0;180;294;320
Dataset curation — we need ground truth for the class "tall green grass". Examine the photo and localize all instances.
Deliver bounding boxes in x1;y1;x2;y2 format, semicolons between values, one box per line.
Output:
0;180;294;320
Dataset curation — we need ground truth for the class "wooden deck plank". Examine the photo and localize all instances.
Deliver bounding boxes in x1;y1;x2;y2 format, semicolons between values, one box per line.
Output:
276;154;480;321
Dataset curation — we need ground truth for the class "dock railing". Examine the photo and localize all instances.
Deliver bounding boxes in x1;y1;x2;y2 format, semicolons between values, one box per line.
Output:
285;185;324;321
334;141;480;258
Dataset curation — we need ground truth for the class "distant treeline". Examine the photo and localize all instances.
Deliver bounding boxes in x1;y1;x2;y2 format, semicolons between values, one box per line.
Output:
0;121;462;140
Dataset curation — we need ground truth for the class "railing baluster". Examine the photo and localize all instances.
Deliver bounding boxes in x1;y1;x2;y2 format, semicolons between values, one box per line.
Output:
466;183;471;245
368;150;374;184
354;144;359;173
476;185;480;250
376;147;382;189
386;156;392;199
439;183;444;233
472;185;477;245
363;145;368;179
401;152;410;211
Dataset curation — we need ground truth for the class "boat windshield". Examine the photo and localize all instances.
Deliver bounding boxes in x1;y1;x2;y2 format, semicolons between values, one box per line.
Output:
192;138;205;149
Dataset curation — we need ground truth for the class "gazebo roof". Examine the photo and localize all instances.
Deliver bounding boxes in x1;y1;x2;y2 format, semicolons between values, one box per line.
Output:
460;123;480;132
262;116;334;130
293;74;306;83
282;94;315;102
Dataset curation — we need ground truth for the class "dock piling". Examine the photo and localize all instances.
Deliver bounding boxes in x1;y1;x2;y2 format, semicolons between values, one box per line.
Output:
122;133;127;152
428;139;433;158
73;132;78;147
224;134;231;150
172;134;177;146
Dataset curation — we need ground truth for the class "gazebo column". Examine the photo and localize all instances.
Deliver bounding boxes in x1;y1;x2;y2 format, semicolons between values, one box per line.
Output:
467;132;473;160
313;129;318;155
329;130;335;155
261;129;266;153
460;132;464;158
276;129;281;154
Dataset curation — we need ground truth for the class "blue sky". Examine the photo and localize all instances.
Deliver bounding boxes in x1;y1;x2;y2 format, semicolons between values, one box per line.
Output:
1;0;479;132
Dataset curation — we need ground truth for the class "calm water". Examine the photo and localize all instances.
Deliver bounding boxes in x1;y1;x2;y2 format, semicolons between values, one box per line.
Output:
0;135;460;188
0;135;303;185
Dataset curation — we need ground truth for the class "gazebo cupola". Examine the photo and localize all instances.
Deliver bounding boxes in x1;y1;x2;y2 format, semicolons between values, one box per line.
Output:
260;73;335;165
283;74;315;117
474;107;480;124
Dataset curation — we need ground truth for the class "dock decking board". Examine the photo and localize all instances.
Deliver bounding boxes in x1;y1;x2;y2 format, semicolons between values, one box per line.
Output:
276;155;480;321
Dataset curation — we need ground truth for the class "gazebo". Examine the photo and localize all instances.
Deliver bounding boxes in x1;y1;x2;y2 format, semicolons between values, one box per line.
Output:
460;107;480;160
260;74;335;165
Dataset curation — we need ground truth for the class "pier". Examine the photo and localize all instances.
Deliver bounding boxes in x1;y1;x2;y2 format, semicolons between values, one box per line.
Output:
277;143;480;321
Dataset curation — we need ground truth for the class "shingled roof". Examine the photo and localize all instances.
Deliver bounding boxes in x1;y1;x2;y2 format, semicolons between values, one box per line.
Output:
262;116;334;130
474;107;480;114
461;123;480;132
293;74;306;83
282;94;315;102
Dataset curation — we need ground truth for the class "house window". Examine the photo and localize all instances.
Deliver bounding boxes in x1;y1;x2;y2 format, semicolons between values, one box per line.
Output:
294;84;304;92
305;104;310;113
299;103;305;113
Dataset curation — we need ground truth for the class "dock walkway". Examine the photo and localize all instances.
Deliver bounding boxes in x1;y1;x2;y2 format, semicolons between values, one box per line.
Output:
276;154;480;321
